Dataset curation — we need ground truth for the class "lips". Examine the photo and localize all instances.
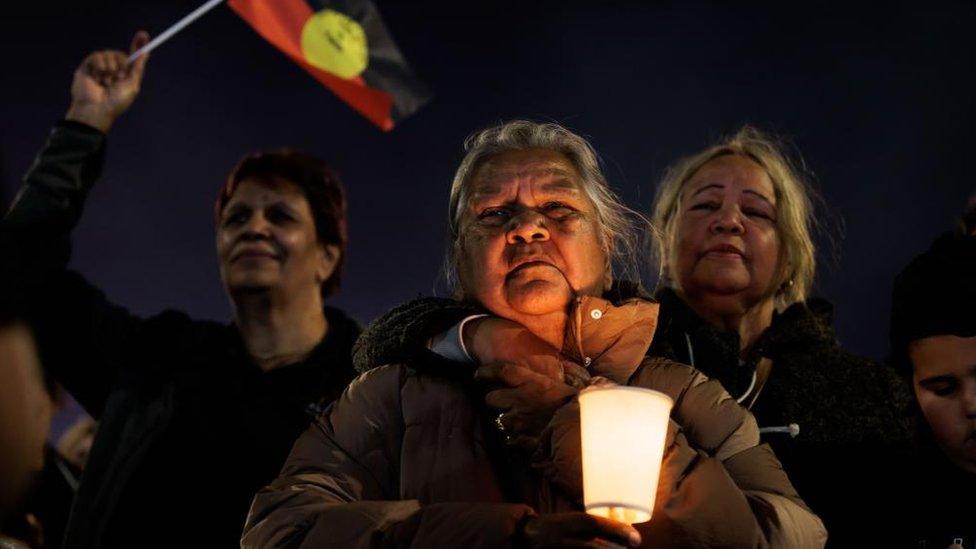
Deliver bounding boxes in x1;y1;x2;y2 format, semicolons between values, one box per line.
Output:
507;257;557;278
702;243;745;258
231;247;279;262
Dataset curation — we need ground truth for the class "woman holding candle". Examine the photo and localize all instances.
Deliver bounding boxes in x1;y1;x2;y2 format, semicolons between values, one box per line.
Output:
354;127;914;544
242;121;826;547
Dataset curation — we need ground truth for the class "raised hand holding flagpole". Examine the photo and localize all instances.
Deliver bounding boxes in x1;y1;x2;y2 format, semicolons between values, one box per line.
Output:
68;31;151;133
127;0;225;63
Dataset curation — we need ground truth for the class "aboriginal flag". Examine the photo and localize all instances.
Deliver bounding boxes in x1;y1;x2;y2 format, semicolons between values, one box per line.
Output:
228;0;430;130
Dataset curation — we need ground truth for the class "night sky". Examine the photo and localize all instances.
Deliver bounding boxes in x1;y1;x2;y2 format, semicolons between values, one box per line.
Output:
1;1;973;362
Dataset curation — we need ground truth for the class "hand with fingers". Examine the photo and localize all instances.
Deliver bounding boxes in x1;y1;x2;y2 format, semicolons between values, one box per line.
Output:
477;361;578;450
66;31;150;133
464;316;590;387
517;512;642;549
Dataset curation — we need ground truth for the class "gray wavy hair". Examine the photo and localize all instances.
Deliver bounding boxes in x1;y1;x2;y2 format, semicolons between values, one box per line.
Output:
651;126;817;309
445;120;646;293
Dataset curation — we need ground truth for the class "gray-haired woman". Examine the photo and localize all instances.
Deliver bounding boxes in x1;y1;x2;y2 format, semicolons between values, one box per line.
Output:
356;126;914;544
242;121;826;547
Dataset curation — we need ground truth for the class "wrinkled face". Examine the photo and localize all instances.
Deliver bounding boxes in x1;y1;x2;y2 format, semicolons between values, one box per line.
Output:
216;178;337;299
910;335;976;474
671;154;781;303
456;149;609;319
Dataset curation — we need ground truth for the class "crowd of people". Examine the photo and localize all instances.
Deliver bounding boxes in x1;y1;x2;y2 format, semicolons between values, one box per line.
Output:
1;34;973;548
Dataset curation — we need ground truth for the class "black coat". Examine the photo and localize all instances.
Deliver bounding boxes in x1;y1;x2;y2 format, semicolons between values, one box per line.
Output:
4;122;360;548
354;287;918;545
650;288;916;545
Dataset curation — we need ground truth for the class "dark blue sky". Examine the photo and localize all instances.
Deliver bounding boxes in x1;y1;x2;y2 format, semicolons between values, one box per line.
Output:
2;1;973;361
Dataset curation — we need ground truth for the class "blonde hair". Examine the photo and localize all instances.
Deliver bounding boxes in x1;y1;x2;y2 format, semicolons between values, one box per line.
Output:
651;126;817;309
445;120;646;292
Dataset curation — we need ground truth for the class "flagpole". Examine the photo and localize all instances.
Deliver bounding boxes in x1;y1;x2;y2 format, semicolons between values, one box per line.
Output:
128;0;226;63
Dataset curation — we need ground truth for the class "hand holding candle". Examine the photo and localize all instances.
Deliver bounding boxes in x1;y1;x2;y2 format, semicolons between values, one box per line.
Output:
517;512;641;548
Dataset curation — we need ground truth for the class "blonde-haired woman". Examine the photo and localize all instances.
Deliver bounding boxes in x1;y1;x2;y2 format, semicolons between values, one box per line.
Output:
354;126;913;544
643;128;914;541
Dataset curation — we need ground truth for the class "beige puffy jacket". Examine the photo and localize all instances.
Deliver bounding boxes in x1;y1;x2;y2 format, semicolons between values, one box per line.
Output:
242;295;827;548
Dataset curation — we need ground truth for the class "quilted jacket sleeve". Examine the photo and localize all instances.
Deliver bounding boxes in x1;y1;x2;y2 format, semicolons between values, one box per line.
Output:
535;358;827;548
242;364;535;549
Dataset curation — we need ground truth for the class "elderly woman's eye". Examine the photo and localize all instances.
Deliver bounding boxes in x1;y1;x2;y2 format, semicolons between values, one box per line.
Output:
542;202;575;218
478;207;510;222
744;208;775;221
690;201;719;211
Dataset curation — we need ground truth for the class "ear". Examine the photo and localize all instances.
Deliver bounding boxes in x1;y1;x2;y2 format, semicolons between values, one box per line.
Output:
315;243;341;285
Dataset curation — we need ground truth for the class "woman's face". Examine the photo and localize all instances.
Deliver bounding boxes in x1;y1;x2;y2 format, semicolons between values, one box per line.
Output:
671;154;781;305
457;149;608;319
910;335;976;474
216;178;338;300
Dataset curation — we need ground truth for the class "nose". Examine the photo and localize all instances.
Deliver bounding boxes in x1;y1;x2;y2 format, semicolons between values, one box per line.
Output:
239;212;272;240
710;204;745;235
506;210;550;245
963;380;976;418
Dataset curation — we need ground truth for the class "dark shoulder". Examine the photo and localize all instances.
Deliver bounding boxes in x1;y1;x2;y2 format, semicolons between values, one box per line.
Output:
321;306;362;358
134;310;237;374
764;299;905;396
141;309;226;344
758;303;913;444
767;299;887;377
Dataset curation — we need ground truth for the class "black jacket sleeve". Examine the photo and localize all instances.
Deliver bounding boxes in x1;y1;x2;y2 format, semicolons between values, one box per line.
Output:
2;122;146;417
351;297;485;374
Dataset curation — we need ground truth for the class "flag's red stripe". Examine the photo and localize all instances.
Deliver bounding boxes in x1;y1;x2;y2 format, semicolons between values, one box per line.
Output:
301;67;395;131
228;0;311;60
228;0;395;130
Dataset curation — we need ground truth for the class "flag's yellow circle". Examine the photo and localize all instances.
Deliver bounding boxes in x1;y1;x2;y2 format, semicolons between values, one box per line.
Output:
301;9;368;79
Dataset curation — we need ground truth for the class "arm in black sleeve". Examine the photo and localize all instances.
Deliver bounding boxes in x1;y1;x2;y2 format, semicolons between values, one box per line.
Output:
3;122;146;417
6;121;105;233
351;297;486;374
3;121;105;285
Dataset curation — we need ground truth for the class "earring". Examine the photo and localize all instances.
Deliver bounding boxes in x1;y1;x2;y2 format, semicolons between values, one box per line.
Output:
779;279;794;294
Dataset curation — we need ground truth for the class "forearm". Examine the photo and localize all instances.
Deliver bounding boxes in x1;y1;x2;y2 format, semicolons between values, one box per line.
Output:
244;366;534;548
641;434;825;548
244;488;532;549
352;297;484;373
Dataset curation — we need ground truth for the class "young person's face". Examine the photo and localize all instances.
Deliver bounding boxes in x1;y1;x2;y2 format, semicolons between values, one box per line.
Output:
910;334;976;474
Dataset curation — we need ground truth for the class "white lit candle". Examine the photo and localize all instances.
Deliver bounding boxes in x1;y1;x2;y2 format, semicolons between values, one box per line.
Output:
578;385;673;524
